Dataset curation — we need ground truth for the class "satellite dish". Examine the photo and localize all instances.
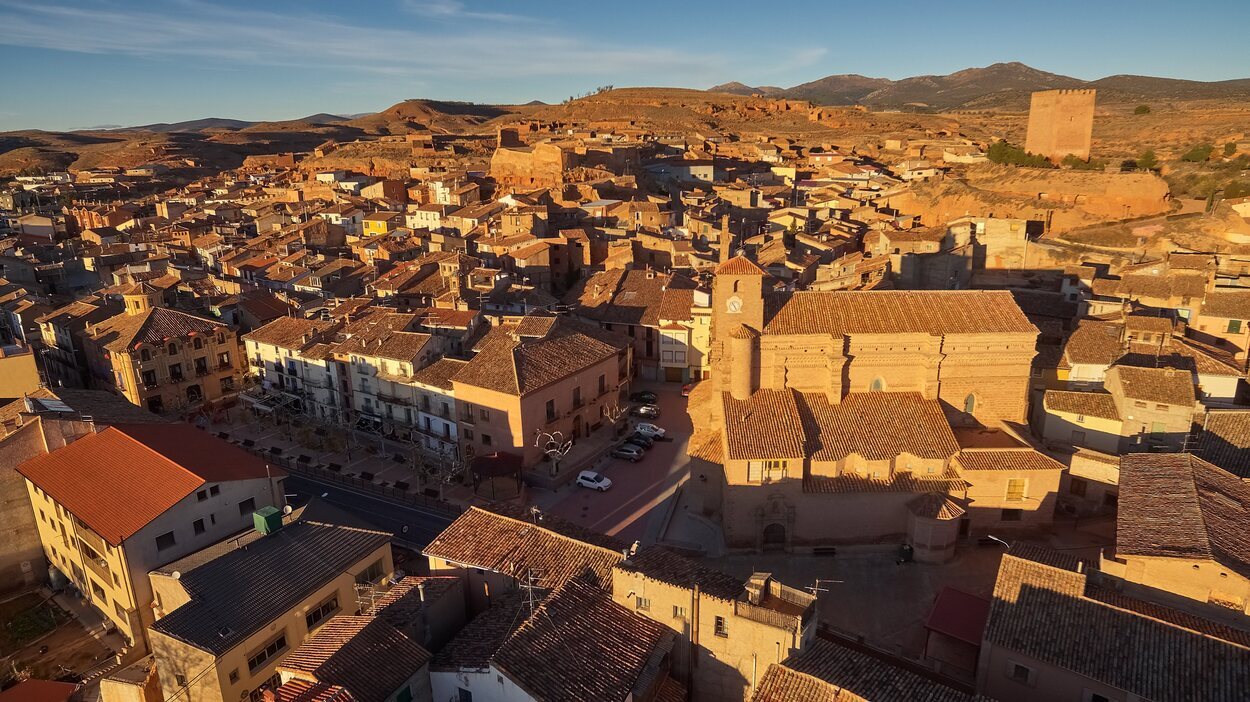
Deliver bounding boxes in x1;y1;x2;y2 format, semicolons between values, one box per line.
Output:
171;571;181;580
282;505;293;515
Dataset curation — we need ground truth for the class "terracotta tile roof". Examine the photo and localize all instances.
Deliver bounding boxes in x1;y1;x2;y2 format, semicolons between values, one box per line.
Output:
453;317;627;396
715;256;767;276
1117;453;1250;578
1106;365;1196;406
569;269;697;327
492;577;671;702
430;592;527;671
410;358;467;391
753;665;857;702
768;637;971;702
0;680;79;702
688;431;724;464
1197;410;1250;478
985;549;1250;701
89;307;227;353
243;316;339;352
278;616;431;702
721;390;806;460
763;290;1036;336
954;450;1065;472
1043;390;1120;420
1200;290;1250;319
17;424;281;545
614;545;744;601
657;288;695;322
907;493;966;520
423;506;625;591
273;680;354;702
802;392;960;462
1060;319;1124;366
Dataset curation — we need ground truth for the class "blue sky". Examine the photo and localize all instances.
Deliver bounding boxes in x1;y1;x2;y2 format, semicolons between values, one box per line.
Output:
1;0;1247;131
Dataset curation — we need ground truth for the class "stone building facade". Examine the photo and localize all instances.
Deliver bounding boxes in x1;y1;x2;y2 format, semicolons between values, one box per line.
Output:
699;257;1062;552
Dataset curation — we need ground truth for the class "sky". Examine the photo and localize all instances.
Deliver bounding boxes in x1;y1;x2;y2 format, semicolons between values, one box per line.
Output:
0;0;1247;131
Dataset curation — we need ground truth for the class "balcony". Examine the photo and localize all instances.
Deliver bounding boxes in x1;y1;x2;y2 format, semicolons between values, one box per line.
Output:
248;359;263;368
83;552;111;583
195;367;210;377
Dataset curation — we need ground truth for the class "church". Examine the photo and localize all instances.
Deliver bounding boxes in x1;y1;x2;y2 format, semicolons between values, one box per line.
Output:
694;256;1064;556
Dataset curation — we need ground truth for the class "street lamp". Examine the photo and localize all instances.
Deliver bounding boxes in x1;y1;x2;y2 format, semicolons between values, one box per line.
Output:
534;429;573;478
985;534;1011;550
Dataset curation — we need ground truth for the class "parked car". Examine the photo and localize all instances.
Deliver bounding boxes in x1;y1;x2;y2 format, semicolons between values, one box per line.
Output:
635;422;666;438
576;470;613;490
631;404;661;418
625;432;654;449
681;383;695;397
611;444;645;462
630;391;657;404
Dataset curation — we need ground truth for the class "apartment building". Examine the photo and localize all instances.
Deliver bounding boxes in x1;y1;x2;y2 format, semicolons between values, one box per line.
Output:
16;424;285;650
450;316;631;468
82;287;242;414
148;515;393;702
36;297;122;389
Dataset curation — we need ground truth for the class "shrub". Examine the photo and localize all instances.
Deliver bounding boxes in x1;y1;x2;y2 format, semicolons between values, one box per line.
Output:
986;140;1055;168
1061;154;1106;170
1226;180;1250;199
1181;144;1215;162
1137;150;1158;170
1225;142;1238;157
1134;105;1151;115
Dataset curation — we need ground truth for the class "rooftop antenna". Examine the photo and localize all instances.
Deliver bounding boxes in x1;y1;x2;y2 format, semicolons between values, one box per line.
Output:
519;567;543;618
805;578;840;596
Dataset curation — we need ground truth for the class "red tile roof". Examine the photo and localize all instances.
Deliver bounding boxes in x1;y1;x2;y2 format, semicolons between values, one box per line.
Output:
0;680;79;702
924;587;990;646
715;256;768;276
17;424;282;544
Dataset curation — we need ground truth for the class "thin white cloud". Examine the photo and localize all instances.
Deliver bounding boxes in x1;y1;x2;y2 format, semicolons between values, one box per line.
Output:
0;0;718;82
399;0;538;24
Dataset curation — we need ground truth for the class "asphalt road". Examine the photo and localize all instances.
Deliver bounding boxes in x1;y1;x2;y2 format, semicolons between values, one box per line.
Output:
284;474;455;550
544;381;692;543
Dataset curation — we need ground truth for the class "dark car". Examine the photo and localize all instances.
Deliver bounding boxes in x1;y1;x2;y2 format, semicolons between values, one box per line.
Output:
625;432;654;449
629;390;657;404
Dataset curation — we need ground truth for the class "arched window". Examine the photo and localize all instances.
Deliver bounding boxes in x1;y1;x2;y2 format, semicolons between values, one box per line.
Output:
193;337;203;350
140;348;150;362
963;394;977;415
167;343;177;355
732;280;740;293
870;377;885;392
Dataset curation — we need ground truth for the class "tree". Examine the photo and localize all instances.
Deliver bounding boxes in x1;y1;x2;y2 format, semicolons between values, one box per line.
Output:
1137;149;1158;171
1181;144;1214;163
1225;142;1238;157
1226;180;1250;199
1134;105;1151;115
986;140;1054;169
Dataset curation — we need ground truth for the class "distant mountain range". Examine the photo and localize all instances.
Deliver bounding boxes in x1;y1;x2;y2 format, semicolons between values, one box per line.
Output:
101;113;352;133
710;62;1250;109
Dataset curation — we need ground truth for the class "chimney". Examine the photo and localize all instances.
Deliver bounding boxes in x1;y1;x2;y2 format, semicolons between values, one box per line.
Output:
417;580;426;602
719;214;732;264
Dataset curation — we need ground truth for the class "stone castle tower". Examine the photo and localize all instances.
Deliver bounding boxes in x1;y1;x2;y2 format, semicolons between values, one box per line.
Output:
1024;89;1095;162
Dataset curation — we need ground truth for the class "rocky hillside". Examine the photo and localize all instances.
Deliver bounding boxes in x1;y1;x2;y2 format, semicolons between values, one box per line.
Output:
712;62;1250;109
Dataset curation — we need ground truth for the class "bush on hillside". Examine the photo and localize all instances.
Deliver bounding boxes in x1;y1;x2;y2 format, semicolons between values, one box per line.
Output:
986;140;1054;169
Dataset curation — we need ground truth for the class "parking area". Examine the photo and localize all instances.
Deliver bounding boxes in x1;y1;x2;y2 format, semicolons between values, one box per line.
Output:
539;380;694;543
